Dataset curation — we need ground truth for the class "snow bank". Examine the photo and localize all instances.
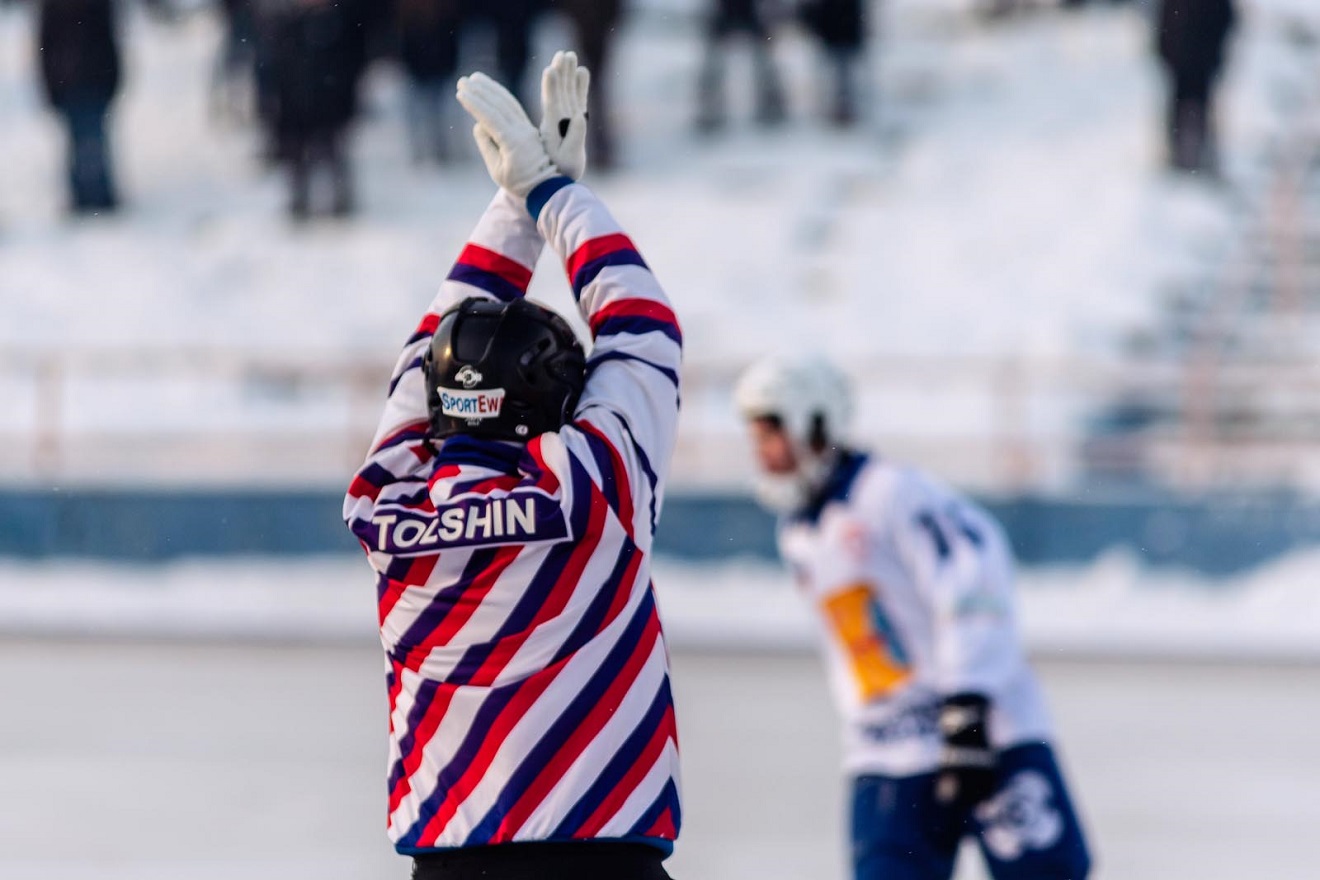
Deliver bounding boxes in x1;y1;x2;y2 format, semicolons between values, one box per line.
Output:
3;551;1320;661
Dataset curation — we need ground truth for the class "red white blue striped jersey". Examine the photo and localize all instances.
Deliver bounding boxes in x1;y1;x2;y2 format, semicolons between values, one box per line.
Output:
343;181;683;856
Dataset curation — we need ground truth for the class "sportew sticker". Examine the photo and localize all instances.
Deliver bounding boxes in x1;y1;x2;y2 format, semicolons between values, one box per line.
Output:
440;387;505;420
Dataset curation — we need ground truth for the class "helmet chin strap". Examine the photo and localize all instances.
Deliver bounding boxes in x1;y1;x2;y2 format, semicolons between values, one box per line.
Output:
753;446;837;515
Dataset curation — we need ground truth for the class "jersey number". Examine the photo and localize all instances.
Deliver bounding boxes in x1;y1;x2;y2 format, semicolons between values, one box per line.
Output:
915;503;984;563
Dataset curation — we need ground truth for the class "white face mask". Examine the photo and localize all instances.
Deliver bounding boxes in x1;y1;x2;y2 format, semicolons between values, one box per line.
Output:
752;471;814;514
752;450;833;515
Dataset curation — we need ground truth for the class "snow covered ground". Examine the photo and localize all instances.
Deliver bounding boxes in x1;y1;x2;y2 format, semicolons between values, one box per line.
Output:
3;0;1318;490
5;549;1320;661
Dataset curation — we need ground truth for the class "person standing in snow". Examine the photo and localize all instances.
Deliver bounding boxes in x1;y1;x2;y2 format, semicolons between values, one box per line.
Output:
262;0;367;219
1154;0;1237;175
462;0;542;101
397;0;463;165
694;0;788;132
36;0;123;214
799;0;867;126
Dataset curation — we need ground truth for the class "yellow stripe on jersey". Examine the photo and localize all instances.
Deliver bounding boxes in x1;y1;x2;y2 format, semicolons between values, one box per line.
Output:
821;584;910;702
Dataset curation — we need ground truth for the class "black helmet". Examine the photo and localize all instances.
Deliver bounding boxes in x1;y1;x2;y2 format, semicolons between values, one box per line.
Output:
423;297;586;442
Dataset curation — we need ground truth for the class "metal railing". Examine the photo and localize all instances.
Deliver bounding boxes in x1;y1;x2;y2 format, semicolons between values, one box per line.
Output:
8;345;1320;492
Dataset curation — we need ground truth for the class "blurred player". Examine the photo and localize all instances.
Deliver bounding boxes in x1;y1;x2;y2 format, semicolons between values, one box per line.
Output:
735;355;1092;880
344;53;683;880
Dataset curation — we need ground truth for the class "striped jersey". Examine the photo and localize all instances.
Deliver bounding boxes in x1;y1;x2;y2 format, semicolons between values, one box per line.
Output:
344;180;683;856
778;453;1054;778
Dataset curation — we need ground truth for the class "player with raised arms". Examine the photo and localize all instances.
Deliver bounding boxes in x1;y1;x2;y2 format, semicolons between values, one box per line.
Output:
344;52;682;880
735;355;1092;880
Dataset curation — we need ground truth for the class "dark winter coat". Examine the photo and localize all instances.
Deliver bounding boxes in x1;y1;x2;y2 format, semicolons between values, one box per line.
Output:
551;0;621;50
1156;0;1236;82
37;0;122;109
397;0;462;82
268;0;366;137
800;0;864;51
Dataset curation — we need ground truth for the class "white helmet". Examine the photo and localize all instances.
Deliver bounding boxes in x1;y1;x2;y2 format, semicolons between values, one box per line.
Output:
735;354;854;450
734;355;854;512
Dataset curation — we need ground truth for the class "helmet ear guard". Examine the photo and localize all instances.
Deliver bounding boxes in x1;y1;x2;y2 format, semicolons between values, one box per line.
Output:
424;297;586;442
807;413;830;455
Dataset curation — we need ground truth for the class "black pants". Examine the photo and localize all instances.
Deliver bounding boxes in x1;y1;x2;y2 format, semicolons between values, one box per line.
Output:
562;0;621;169
285;127;352;219
696;0;786;129
411;841;672;880
1164;69;1219;173
59;99;118;213
466;0;538;99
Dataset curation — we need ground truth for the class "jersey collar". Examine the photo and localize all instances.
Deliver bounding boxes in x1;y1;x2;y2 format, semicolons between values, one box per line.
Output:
793;449;869;525
432;434;526;475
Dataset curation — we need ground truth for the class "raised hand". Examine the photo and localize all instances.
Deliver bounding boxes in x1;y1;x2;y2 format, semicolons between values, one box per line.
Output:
539;51;591;181
456;73;557;198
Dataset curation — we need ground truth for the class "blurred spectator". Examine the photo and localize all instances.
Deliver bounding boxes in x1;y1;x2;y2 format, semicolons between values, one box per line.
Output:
395;0;542;168
550;0;622;169
466;0;540;100
1062;0;1135;8
398;0;462;165
799;0;865;126
695;0;787;132
247;0;284;160
360;0;400;64
36;0;122;214
212;0;258;122
262;0;368;219
1155;0;1236;175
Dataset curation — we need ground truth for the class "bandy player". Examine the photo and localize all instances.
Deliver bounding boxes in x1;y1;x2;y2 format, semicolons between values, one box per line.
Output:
735;355;1091;880
344;53;682;880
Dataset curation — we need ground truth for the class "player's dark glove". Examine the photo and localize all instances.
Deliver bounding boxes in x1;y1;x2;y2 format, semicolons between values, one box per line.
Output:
934;692;998;811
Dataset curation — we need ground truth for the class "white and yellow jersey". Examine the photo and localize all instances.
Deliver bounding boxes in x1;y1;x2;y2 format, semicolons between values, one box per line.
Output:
778;453;1054;778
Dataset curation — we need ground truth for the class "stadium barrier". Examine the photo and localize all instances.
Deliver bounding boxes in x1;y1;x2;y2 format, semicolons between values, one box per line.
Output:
5;347;1320;574
3;485;1320;577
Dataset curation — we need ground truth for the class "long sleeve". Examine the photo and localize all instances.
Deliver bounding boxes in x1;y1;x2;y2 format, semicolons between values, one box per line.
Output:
532;178;683;533
344;190;544;548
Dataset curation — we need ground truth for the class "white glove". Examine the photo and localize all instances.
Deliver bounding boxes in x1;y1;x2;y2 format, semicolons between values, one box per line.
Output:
456;72;557;198
539;50;591;181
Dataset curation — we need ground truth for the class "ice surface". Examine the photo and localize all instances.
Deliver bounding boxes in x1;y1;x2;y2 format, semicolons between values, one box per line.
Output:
2;636;1318;879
